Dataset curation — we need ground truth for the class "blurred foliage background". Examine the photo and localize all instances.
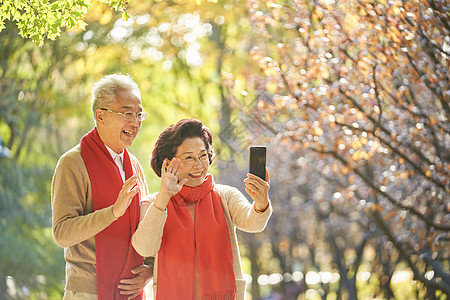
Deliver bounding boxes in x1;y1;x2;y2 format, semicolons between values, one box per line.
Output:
0;0;449;299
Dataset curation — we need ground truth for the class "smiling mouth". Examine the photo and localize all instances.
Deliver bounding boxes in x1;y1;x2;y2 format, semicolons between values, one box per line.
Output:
189;172;203;178
123;130;134;136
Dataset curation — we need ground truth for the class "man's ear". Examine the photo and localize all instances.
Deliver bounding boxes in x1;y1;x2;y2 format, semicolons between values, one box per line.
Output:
95;109;104;123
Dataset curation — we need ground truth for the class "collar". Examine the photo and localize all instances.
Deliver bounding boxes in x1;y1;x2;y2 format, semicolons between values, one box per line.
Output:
105;144;124;162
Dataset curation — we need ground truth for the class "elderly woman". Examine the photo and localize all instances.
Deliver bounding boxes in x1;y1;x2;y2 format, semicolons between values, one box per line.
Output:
132;118;272;300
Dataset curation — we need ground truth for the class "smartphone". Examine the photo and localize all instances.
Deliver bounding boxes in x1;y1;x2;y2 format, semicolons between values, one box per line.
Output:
249;146;266;180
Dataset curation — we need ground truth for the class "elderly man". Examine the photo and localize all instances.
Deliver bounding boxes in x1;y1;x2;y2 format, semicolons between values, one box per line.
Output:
51;74;152;300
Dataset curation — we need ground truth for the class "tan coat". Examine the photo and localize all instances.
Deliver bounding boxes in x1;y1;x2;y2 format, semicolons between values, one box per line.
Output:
51;144;149;294
132;184;272;300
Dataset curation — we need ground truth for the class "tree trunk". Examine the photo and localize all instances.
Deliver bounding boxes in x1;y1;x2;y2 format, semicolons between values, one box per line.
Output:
0;273;7;299
249;236;260;300
346;276;358;300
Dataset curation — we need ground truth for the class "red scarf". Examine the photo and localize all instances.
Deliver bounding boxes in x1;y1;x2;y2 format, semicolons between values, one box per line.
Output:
157;175;236;300
80;128;143;300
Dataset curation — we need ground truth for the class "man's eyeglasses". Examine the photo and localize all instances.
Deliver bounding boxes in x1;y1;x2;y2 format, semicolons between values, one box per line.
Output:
99;108;148;122
179;153;210;164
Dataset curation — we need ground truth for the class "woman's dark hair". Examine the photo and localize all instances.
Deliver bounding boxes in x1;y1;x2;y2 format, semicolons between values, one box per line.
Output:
151;119;215;177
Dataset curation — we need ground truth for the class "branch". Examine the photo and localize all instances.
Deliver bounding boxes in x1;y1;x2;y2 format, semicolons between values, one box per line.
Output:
371;210;450;293
318;148;450;231
335;120;449;186
404;51;450;118
339;90;449;189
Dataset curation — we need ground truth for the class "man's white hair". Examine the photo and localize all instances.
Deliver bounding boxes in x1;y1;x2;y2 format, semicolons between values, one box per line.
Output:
91;73;141;114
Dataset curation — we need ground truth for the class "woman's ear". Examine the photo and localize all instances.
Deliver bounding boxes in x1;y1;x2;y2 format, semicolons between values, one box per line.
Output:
208;151;215;165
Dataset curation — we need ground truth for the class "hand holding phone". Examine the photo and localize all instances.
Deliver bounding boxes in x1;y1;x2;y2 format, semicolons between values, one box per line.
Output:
247;146;270;211
249;146;266;181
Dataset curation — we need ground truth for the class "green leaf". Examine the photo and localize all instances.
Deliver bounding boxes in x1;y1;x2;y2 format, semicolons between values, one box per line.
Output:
72;11;83;18
0;2;12;19
10;6;18;21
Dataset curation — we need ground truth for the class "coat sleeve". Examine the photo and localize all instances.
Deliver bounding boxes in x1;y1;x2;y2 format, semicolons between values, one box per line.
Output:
218;185;272;233
51;151;117;248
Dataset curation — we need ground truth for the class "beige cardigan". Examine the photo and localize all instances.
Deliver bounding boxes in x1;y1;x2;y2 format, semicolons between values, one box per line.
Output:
51;144;149;294
132;184;272;300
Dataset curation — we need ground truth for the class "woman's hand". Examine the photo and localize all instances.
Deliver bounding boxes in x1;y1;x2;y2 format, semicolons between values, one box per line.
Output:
244;168;270;212
153;158;188;211
112;174;140;218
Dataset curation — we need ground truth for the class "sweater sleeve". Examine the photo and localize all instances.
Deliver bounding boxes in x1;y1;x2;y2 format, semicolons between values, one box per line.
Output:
51;149;117;248
132;195;168;257
219;185;272;233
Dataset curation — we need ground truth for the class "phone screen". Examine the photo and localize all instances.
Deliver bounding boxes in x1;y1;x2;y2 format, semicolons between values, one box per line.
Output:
249;146;266;180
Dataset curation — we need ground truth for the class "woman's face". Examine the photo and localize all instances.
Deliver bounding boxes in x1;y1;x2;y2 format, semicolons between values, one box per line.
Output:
174;137;210;187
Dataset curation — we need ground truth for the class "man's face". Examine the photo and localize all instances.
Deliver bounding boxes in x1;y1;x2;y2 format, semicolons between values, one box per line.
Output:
96;89;143;153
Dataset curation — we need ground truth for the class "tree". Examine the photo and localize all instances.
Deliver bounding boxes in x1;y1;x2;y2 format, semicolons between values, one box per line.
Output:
0;17;97;298
7;0;447;298
226;0;449;298
0;0;131;46
1;1;264;298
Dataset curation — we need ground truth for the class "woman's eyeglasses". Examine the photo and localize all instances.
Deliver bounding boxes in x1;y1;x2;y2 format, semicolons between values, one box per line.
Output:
179;153;209;164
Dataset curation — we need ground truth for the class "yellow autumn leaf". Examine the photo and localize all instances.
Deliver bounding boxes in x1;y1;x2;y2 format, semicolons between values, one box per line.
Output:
351;140;363;149
349;175;355;184
289;102;299;110
377;53;388;64
320;68;330;79
100;9;113;25
257;100;266;110
400;171;409;179
265;81;278;94
341;166;350;175
372;203;384;213
352;150;369;161
314;127;324;136
383;210;395;222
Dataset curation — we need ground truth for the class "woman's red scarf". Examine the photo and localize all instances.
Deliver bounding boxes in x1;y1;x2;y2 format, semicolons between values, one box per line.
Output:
157;175;237;300
80;128;143;300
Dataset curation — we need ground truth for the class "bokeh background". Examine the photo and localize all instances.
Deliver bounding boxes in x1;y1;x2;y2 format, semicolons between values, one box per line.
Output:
0;0;449;299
